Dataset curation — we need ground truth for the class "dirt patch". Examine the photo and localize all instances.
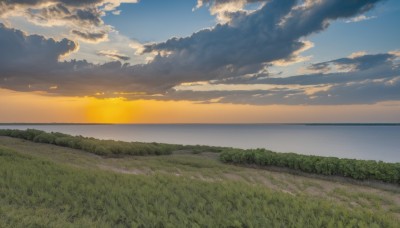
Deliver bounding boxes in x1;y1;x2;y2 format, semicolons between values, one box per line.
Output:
229;163;400;193
223;173;244;181
97;164;147;175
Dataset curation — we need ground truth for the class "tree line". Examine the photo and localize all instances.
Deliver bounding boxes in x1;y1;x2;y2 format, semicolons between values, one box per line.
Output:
0;129;225;156
0;129;178;156
3;128;397;185
220;149;400;184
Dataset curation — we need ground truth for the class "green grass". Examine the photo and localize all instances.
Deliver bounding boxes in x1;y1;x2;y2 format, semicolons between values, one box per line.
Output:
3;129;400;185
0;146;398;227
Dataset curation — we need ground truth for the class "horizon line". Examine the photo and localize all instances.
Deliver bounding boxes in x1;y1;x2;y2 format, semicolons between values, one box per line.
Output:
1;122;400;125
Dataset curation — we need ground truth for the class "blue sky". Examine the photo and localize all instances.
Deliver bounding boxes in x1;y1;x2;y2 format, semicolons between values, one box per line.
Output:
305;0;400;61
104;0;216;42
0;0;400;108
102;0;400;61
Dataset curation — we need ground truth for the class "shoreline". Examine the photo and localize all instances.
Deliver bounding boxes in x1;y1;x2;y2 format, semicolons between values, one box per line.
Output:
1;128;399;186
1;123;400;126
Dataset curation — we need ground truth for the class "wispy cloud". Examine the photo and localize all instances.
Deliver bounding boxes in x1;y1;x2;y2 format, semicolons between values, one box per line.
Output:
97;50;130;61
71;30;108;43
345;15;376;23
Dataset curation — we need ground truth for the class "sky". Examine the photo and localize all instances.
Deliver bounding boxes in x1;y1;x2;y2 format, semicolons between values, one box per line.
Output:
0;0;400;123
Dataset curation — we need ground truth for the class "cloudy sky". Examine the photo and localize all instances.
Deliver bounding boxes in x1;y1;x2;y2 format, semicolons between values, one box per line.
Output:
0;0;400;123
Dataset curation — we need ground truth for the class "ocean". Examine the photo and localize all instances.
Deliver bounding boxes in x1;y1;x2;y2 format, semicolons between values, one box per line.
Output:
1;124;399;162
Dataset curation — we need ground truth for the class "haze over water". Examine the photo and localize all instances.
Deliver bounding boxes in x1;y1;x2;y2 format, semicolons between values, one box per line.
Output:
1;124;399;163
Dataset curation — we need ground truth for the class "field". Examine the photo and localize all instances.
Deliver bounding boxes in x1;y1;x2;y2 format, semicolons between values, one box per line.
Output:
0;136;399;227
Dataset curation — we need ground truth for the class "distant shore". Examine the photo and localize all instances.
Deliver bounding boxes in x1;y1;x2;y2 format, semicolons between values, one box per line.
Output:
1;124;399;162
1;123;399;126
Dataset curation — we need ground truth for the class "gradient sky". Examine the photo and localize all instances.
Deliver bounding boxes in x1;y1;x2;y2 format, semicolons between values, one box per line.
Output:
0;0;400;123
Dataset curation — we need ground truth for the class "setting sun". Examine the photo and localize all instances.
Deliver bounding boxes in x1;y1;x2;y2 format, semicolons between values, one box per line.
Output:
84;98;137;123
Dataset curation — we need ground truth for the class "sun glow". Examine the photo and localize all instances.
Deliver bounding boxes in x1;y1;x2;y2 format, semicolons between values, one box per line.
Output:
1;89;400;124
84;97;137;123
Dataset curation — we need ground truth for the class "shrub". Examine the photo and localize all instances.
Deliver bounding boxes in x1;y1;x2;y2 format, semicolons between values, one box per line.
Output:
33;133;57;144
220;149;400;184
1;129;176;157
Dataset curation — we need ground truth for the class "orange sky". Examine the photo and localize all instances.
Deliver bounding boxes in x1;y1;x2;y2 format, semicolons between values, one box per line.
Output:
1;89;400;123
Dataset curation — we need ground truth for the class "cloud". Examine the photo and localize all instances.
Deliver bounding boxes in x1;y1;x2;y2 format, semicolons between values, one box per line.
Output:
308;77;400;105
0;23;78;70
25;4;103;27
306;52;396;74
0;0;137;12
245;55;399;86
0;23;162;96
111;10;121;15
142;0;383;86
0;0;138;43
151;76;400;106
71;30;108;43
147;52;400;105
345;15;376;23
1;0;397;107
195;0;265;23
348;51;368;58
97;50;130;61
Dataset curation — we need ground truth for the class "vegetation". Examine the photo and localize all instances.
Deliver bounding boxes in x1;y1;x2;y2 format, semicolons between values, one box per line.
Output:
220;148;400;184
0;146;398;227
1;129;400;185
0;129;224;157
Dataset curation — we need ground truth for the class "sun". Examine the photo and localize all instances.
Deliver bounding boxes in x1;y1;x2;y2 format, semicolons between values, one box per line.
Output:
84;97;136;123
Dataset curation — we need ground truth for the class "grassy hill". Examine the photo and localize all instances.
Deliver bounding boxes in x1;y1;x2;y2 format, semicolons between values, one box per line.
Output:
0;136;399;227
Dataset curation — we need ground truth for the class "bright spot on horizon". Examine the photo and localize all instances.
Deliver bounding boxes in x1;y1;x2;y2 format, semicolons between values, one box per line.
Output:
84;98;137;123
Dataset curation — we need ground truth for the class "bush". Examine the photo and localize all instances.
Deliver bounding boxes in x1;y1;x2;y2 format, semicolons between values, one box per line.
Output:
0;129;174;157
220;149;400;184
33;132;57;144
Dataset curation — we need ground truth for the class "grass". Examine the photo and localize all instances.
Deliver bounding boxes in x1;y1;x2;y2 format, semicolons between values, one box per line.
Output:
0;145;398;227
0;136;399;226
2;129;400;186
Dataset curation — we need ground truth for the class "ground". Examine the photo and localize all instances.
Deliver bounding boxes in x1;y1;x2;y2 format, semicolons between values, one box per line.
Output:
1;135;399;222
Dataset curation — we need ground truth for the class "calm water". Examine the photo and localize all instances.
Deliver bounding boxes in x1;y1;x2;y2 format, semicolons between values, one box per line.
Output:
1;124;399;162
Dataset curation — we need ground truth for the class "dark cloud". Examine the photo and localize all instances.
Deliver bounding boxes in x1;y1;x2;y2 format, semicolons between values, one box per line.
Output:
143;0;300;71
308;53;395;73
0;0;111;19
141;0;383;86
222;53;400;86
97;50;130;61
28;5;103;26
37;3;71;16
96;52;399;105
0;23;77;70
2;0;103;8
0;0;123;43
71;30;107;42
0;23;160;95
1;0;398;107
69;8;103;26
310;77;400;105
138;76;400;106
